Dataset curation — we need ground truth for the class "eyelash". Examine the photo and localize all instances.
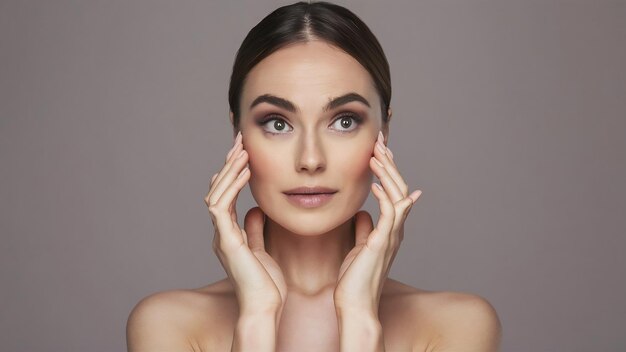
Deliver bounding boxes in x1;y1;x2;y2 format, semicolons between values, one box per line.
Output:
257;113;364;136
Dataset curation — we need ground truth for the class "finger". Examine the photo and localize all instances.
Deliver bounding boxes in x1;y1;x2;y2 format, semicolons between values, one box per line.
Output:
409;190;423;203
211;131;243;192
376;132;397;168
387;147;395;162
211;133;241;192
207;166;250;246
374;137;421;226
389;190;422;246
233;193;245;247
368;182;395;250
374;142;408;196
213;138;243;191
209;146;241;198
205;173;219;202
225;131;242;162
353;210;373;247
392;196;415;232
229;190;240;226
370;156;404;203
389;189;422;227
208;150;248;205
396;190;422;224
244;207;266;252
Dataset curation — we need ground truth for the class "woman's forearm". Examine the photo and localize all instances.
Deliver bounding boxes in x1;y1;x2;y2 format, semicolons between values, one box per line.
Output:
231;312;278;352
336;309;385;352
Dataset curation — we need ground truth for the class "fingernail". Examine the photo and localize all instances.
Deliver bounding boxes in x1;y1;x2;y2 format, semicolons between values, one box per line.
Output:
374;183;383;190
373;157;384;167
378;131;383;142
236;149;246;158
410;190;422;203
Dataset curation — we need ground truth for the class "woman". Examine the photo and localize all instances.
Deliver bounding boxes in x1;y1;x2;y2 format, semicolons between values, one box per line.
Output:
127;2;502;351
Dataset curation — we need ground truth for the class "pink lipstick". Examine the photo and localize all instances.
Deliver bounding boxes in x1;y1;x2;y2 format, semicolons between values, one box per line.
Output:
283;186;338;208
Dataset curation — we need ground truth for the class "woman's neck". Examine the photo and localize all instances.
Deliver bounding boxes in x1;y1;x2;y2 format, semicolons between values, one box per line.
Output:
264;217;355;296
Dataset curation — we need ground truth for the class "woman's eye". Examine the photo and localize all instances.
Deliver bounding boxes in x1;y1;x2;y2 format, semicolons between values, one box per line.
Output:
259;114;361;135
331;114;361;132
260;117;293;134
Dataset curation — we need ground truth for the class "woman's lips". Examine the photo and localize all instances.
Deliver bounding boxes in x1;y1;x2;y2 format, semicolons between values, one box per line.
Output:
284;193;336;208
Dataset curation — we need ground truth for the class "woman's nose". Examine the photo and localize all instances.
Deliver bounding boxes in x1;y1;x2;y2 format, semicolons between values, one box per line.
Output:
296;133;326;173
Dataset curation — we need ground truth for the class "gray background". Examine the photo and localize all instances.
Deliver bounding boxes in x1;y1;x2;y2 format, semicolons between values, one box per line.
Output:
1;0;625;351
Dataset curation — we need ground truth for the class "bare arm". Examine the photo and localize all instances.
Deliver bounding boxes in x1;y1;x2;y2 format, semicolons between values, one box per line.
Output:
205;132;287;351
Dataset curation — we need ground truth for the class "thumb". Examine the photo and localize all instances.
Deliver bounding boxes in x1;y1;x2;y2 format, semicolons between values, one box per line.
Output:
244;206;266;251
354;210;374;247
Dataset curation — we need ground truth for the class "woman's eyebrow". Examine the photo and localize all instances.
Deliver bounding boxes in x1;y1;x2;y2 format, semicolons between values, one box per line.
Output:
324;93;370;111
249;92;370;113
250;94;298;113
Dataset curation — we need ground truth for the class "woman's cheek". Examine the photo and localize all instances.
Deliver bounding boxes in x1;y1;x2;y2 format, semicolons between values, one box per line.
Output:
246;144;289;208
360;142;377;175
342;143;375;187
247;147;274;187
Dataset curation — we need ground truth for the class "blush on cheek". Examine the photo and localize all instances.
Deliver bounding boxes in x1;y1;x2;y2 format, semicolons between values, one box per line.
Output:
335;144;375;214
360;142;377;169
246;147;279;189
247;148;280;175
360;152;375;183
341;144;375;186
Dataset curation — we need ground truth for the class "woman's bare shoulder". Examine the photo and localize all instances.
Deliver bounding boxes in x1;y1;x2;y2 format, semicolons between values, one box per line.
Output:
126;278;237;351
128;278;236;321
382;278;502;351
383;277;497;308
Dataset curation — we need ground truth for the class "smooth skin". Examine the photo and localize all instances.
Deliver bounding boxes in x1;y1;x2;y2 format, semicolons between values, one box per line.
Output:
126;40;502;352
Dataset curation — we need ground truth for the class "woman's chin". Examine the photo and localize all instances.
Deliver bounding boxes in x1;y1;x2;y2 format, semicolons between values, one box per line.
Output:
265;213;353;237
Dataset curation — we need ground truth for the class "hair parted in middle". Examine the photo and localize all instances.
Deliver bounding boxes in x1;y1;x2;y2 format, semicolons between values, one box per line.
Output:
228;1;391;133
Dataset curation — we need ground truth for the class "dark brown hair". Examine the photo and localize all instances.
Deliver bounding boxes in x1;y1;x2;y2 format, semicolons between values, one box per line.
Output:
228;1;391;133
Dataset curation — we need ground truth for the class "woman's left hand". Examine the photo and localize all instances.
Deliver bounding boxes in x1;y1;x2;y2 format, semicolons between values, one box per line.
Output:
334;131;422;316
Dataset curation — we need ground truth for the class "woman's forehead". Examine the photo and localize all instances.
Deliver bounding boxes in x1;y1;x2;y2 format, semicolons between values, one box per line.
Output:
241;41;379;111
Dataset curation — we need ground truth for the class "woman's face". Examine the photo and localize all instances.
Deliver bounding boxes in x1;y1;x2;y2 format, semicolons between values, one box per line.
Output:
237;40;385;236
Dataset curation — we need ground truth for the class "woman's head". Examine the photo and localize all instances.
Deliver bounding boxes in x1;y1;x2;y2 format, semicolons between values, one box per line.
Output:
228;1;391;132
228;1;392;236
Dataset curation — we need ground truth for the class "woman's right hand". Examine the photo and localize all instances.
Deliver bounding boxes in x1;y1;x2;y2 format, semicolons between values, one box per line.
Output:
204;131;287;317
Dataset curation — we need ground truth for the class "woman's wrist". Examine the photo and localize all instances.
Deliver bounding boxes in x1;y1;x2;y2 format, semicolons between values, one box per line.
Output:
334;299;379;319
239;303;284;330
232;312;279;352
336;309;385;352
335;306;381;330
